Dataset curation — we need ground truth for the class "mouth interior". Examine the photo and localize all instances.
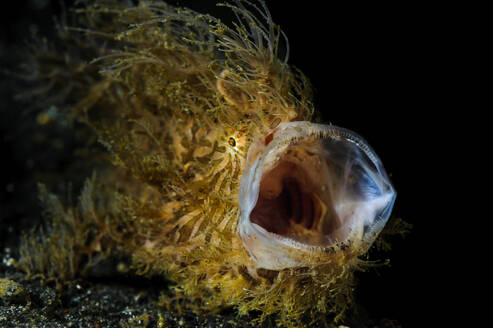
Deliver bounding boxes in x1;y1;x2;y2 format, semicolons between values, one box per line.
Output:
249;146;341;246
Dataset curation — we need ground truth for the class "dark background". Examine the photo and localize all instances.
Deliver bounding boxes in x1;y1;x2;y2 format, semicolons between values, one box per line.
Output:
1;1;448;326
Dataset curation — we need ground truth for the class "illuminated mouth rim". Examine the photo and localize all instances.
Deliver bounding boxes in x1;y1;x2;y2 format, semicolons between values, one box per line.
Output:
238;121;396;269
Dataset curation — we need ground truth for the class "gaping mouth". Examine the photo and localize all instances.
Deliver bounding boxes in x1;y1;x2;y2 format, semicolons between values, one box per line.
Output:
239;122;396;270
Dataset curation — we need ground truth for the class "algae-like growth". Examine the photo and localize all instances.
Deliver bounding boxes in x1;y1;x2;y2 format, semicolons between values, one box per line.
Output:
1;1;411;327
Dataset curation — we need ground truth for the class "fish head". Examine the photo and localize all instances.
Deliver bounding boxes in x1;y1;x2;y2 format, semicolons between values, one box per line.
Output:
239;121;396;270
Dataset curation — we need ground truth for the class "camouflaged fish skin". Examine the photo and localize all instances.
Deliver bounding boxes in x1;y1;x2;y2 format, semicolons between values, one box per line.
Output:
17;2;397;327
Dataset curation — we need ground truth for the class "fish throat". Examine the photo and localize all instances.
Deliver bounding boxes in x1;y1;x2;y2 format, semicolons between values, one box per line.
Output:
250;148;340;247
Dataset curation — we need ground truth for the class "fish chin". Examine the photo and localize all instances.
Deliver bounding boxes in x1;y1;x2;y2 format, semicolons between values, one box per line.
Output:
238;121;396;270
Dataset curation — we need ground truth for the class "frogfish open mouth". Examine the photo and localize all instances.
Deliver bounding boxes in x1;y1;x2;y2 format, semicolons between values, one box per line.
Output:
16;1;400;326
239;122;395;270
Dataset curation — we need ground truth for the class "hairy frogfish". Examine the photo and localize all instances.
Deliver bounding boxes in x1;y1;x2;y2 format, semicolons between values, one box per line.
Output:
17;1;398;326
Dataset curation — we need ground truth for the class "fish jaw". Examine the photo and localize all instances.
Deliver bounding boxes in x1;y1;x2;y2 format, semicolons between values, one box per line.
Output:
238;121;396;270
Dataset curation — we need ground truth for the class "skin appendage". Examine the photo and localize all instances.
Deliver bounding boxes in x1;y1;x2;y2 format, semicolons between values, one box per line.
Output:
14;1;403;327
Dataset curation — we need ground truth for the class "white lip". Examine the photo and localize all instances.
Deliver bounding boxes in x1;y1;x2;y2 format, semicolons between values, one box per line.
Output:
238;121;396;270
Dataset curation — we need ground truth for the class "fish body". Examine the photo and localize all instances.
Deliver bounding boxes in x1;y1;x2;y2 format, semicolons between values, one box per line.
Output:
17;1;397;326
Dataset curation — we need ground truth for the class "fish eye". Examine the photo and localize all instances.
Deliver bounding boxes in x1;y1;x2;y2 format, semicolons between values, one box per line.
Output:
228;137;236;147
